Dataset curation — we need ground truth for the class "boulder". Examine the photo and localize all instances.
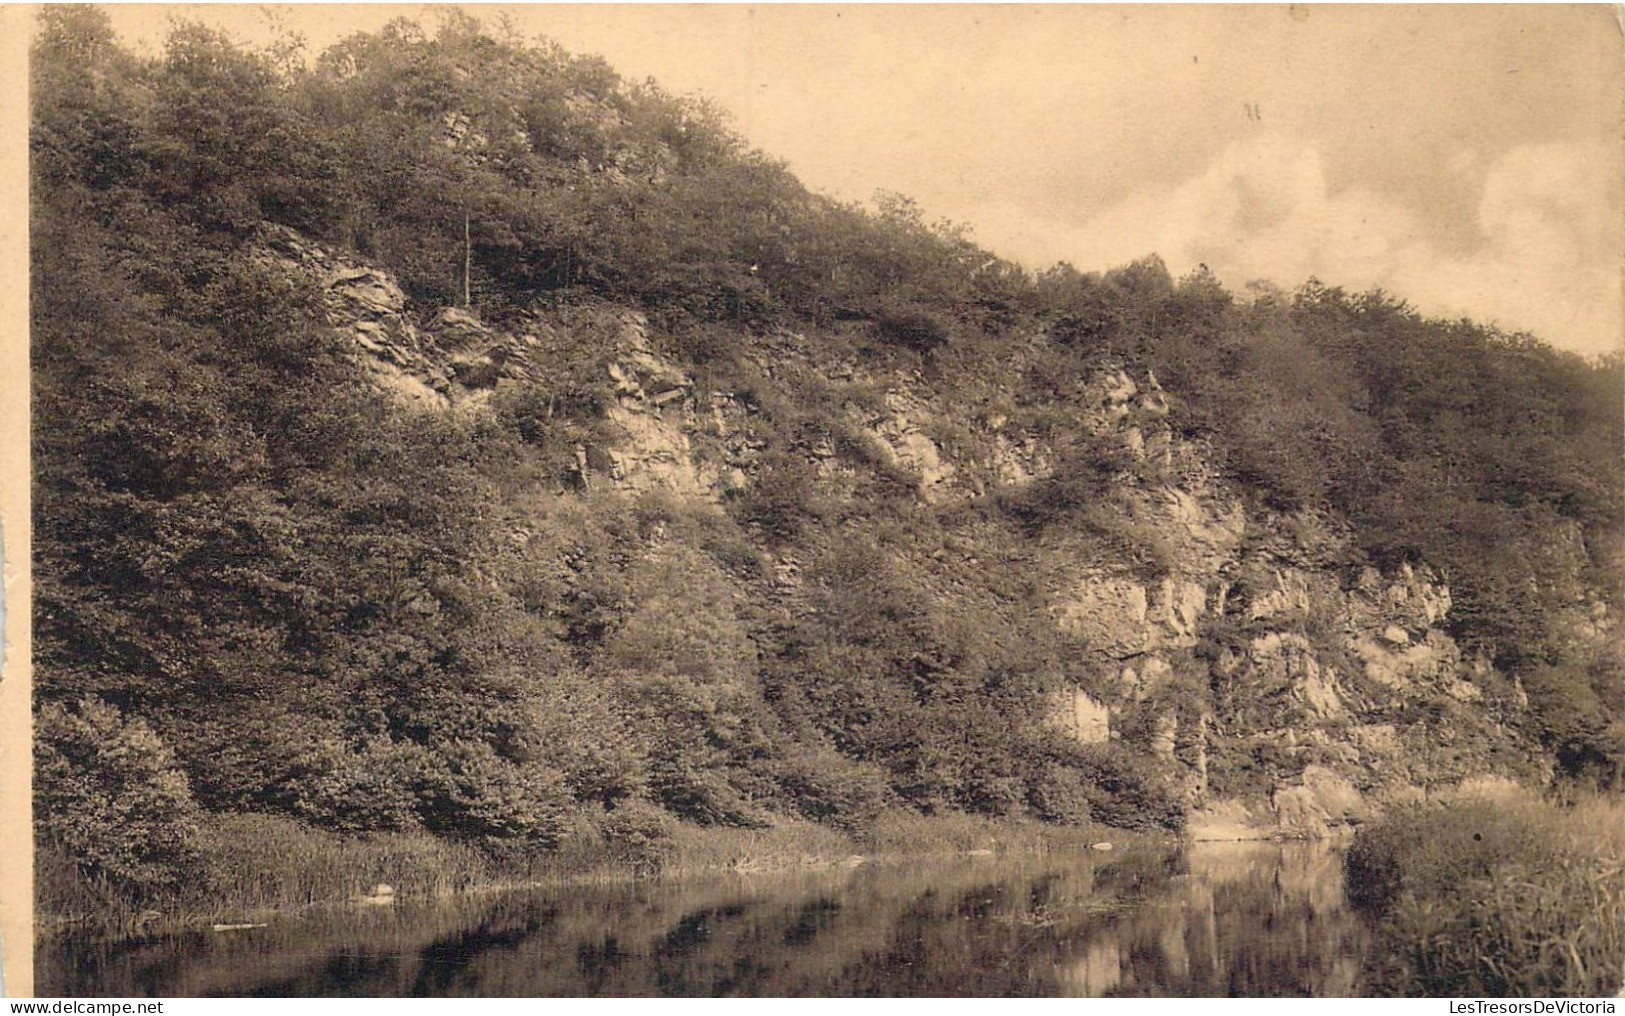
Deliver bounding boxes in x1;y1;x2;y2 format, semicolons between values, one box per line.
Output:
1272;766;1371;838
328;267;405;318
1187;798;1276;841
1049;687;1111;743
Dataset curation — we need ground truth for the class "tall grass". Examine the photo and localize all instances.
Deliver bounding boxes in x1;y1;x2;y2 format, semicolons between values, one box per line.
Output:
1346;791;1625;997
40;807;1129;943
38;814;504;939
194;814;499;907
859;809;1123;856
660;819;857;875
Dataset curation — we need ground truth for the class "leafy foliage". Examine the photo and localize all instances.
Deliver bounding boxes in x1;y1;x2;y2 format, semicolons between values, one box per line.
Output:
31;7;1619;911
35;699;204;899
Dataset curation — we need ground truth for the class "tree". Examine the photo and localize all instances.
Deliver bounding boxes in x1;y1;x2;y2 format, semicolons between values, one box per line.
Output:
35;699;204;897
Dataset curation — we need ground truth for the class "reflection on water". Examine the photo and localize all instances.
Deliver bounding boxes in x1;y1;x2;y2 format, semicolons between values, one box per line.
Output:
41;841;1370;997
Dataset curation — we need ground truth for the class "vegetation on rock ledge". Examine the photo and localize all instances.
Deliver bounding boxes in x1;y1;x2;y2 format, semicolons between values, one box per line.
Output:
32;7;1623;928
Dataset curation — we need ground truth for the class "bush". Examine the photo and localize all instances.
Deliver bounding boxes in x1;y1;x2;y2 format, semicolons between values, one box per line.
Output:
1522;661;1618;782
598;798;678;875
34;699;205;899
995;436;1137;535
412;740;572;845
1059;742;1184;831
645;746;765;827
873;299;951;352
288;735;426;833
1345;799;1547;910
730;453;827;542
772;748;891;831
532;698;647;809
1027;761;1094;825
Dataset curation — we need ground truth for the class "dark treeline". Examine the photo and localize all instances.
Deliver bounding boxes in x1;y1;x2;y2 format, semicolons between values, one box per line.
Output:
32;8;1622;916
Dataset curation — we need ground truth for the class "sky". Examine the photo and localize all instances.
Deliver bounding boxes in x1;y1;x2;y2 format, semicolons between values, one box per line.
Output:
97;4;1624;357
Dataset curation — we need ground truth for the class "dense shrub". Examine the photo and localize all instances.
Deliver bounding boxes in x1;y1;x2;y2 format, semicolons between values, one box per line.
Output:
288;735;428;833
412;743;573;845
1057;742;1184;831
1027;761;1095;825
34;699;204;898
598;798;679;875
771;748;891;831
1347;795;1625;996
645;747;765;827
1346;799;1546;910
873;298;952;352
729;453;828;541
1522;660;1623;783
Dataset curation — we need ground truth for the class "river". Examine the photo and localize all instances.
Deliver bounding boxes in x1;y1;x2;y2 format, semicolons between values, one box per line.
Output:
40;840;1371;996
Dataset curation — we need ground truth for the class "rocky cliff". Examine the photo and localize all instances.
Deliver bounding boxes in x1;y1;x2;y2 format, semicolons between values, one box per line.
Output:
259;227;1581;839
35;16;1625;938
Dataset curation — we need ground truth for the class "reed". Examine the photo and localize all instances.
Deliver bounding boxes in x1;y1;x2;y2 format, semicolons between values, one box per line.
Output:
36;814;505;940
1347;791;1625;997
193;814;499;909
38;807;1156;944
659;819;857;875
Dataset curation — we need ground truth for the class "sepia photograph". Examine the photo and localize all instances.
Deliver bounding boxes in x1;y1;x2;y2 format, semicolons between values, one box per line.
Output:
10;2;1625;999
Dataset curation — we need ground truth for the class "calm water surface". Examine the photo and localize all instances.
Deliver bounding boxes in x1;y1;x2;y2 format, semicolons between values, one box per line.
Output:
43;841;1371;996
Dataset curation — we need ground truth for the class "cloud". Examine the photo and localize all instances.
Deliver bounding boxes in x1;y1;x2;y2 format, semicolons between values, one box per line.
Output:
1051;136;1622;357
1412;142;1622;356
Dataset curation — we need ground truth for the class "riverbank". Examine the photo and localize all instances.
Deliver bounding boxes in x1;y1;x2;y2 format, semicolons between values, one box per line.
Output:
1346;790;1625;997
38;808;1162;943
41;835;1346;996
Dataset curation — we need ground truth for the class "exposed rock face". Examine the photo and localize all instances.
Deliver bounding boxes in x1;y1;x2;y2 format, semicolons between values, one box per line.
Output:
253;224;556;411
1154;488;1248;570
1223;632;1347;721
863;391;958;502
1015;358;1538;833
604;403;716;497
1049;688;1111;743
1271;766;1372;839
1055;576;1154;657
1353;630;1460;692
1354;562;1453;630
598;312;724;497
987;430;1055;487
1243;567;1315;622
1081;368;1141;433
257;226;1557;838
1187;798;1276;842
253;225;454;409
1054;574;1210;662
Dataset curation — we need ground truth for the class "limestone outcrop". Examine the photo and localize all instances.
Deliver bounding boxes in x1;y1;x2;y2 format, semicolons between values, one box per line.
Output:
257;225;1553;838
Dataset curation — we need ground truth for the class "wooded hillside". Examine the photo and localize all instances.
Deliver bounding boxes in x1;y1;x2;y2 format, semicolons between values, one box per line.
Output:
32;9;1623;917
